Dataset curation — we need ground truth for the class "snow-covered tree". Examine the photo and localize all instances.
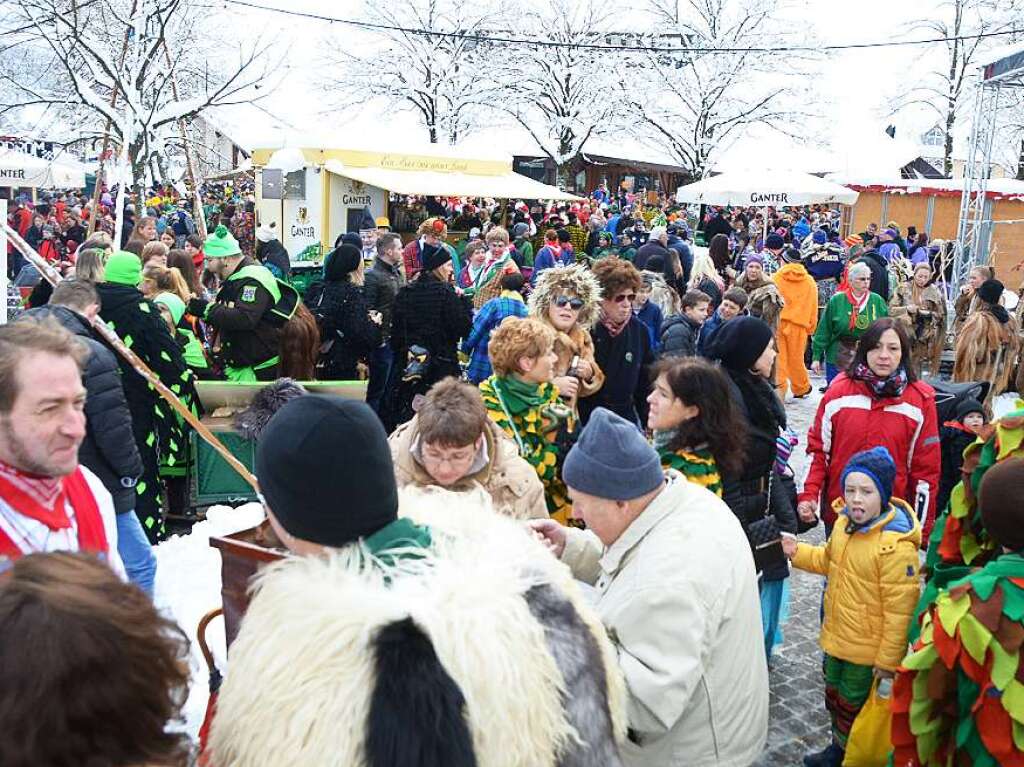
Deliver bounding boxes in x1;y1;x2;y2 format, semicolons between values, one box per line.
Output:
894;0;1023;177
626;0;809;178
495;0;622;178
0;0;275;190
318;0;503;145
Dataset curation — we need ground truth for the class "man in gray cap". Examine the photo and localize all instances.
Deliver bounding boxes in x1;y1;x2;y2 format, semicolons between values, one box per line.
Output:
530;407;768;767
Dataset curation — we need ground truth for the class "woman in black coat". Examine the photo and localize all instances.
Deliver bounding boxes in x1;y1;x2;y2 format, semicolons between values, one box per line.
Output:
385;243;473;430
305;244;381;381
709;316;797;660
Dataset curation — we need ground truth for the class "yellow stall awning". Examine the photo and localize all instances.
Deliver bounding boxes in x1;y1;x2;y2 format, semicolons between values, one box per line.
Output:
322;158;582;202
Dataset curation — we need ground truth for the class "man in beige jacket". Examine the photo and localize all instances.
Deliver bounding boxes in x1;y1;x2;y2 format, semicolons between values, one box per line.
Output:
389;377;547;520
531;407;768;766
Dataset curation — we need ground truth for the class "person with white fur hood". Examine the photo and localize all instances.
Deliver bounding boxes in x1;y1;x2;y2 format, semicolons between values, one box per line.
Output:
531;407;769;767
208;395;628;767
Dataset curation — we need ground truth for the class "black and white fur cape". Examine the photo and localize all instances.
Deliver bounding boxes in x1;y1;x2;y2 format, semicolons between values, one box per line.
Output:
208;487;628;767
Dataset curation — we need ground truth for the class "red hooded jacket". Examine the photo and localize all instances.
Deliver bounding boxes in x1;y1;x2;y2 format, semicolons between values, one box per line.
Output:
801;373;940;540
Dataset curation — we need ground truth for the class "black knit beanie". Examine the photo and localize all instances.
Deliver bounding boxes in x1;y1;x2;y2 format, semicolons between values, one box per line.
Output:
255;396;398;547
421;243;451;272
709;316;774;371
979;458;1024;551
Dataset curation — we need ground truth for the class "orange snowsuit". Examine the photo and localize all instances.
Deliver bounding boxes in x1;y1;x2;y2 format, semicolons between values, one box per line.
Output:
772;263;819;397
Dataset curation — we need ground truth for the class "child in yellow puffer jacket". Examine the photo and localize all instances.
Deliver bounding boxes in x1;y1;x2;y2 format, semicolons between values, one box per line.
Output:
782;446;921;767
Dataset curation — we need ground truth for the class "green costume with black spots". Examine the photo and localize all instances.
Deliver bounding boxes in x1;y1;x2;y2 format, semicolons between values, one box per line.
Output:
97;283;202;543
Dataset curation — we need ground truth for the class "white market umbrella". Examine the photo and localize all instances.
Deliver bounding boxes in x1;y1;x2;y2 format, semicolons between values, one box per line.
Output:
676;168;859;207
0;150;86;189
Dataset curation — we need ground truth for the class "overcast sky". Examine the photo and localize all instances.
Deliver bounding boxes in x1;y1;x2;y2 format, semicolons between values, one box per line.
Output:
217;0;1007;168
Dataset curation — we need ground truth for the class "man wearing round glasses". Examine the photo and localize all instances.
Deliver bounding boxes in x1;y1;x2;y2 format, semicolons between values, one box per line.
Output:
579;259;654;428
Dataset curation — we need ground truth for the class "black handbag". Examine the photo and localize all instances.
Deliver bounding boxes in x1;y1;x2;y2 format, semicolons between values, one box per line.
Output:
746;472;788;574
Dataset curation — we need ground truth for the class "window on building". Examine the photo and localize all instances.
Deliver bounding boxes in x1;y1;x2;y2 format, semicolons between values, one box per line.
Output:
921;126;945;147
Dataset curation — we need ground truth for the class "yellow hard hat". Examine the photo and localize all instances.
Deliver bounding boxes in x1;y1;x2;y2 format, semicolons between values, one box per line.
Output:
375;216;391;229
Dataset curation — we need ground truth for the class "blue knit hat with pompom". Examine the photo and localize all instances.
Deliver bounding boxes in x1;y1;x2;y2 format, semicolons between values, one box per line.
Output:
841;446;897;507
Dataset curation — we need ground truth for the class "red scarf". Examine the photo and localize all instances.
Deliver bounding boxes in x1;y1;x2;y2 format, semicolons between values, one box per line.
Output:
601;312;630;338
844;287;870;331
0;462;108;558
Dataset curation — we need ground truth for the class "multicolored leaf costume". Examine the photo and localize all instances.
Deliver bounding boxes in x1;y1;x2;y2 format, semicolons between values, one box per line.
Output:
893;554;1024;766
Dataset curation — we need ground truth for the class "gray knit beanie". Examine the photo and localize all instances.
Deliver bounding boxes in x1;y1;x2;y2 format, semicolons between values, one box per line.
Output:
562;408;664;501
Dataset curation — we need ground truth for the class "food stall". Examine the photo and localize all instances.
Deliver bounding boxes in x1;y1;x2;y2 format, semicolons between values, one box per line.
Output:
250;142;582;289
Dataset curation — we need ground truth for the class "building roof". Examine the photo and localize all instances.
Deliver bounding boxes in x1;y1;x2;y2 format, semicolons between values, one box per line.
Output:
828;174;1024;202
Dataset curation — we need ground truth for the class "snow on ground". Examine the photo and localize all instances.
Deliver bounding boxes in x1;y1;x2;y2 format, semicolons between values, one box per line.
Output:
154;503;265;738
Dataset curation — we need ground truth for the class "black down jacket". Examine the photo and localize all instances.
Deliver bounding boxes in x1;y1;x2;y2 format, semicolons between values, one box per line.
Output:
24;305;143;513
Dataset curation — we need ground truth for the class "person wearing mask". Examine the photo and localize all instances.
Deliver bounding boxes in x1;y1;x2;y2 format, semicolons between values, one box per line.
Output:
812;262;889;384
304;244;382;381
529;407;769;767
580;258;654;427
187;225;296;382
24;282;154;592
468;227;521;310
954;278;1021;402
363;232;406;414
387;243;473;430
772;249;818;398
801;318;940;539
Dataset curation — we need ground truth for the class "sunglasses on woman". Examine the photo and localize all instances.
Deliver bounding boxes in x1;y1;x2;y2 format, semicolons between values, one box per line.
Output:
553;295;585;310
613;293;637;304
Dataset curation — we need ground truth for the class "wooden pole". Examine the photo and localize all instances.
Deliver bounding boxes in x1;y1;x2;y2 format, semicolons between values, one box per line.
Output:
162;42;207;239
86;24;133;238
2;221;259;493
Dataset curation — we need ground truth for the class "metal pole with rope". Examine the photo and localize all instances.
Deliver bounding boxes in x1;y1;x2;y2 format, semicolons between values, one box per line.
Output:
2;221;259;494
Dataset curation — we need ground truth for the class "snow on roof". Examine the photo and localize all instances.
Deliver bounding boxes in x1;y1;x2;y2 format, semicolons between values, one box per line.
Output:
827;174;1024;201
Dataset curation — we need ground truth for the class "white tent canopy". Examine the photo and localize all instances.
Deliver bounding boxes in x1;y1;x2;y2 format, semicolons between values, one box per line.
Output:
676;169;859;207
0;150;86;189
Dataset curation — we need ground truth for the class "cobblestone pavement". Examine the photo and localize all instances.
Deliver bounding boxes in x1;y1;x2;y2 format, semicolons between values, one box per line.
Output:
754;377;830;767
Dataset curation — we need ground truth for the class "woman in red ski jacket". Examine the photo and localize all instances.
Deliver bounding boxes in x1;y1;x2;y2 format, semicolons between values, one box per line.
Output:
800;318;940;541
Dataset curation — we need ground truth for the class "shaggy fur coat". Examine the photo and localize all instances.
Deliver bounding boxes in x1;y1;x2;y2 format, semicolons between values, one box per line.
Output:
208;489;628;767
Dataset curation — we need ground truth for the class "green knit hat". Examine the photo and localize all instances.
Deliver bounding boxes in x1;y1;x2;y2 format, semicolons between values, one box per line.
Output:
153;292;185;325
204;224;242;259
104;251;142;287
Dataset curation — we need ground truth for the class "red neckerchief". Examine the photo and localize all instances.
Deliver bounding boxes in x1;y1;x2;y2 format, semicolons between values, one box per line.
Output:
0;462;108;558
601;312;630;338
943;420;979;435
844;287;869;330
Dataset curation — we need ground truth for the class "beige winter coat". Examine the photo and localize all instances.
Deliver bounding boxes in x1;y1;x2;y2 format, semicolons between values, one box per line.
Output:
390;416;548;520
560;473;768;767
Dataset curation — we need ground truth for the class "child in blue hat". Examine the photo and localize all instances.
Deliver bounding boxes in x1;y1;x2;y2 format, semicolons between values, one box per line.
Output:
782;446;922;767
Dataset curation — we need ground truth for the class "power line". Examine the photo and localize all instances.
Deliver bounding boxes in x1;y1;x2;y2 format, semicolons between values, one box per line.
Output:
221;0;1024;54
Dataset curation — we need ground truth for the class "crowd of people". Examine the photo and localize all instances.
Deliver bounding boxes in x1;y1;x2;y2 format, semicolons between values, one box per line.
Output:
2;180;1024;767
